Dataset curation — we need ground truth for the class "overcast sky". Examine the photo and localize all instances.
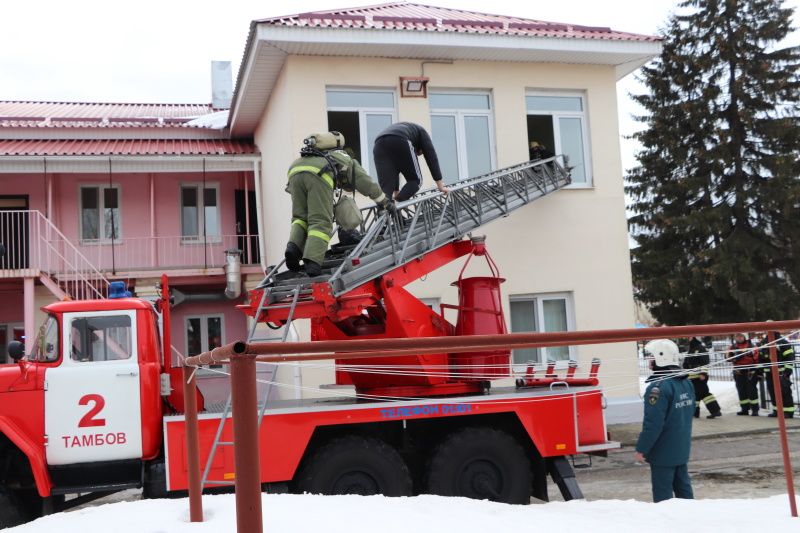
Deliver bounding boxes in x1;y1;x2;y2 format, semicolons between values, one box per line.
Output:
3;0;799;171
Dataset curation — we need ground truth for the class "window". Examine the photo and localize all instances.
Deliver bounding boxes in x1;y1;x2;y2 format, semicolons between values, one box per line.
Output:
180;184;220;243
31;316;59;363
526;93;591;185
80;185;121;242
185;315;224;368
509;293;575;365
429;92;495;183
70;314;133;362
327;90;396;174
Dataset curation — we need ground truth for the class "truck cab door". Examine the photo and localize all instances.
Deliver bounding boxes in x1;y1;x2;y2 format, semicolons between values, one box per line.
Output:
44;310;143;465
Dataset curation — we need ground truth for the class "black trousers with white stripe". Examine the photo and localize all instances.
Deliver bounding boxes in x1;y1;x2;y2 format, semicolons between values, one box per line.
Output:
373;135;424;202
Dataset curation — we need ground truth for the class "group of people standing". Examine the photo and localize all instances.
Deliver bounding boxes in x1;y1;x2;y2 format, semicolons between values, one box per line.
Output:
728;332;796;418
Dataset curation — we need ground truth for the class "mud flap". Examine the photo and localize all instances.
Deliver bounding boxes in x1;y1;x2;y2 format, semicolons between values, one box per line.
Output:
546;456;584;501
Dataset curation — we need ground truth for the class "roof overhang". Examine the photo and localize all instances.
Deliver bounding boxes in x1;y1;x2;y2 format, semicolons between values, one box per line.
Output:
0;154;261;174
229;24;661;137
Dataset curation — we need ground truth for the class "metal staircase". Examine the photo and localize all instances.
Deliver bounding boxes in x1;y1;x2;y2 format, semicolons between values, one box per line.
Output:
257;156;571;302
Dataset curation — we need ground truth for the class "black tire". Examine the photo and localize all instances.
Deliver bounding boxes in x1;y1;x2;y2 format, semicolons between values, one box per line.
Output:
293;435;412;497
0;485;25;529
425;427;532;504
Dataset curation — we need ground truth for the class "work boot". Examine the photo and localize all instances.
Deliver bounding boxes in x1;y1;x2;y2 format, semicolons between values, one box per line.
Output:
768;412;779;418
694;407;700;419
706;411;722;419
751;406;760;416
737;409;749;416
304;260;323;277
785;412;794;419
285;243;302;272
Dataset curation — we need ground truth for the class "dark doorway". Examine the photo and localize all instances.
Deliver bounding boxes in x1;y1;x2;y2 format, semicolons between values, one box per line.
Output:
235;190;260;265
0;196;29;269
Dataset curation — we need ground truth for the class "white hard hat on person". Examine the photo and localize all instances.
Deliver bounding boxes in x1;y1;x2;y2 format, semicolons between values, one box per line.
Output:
644;339;680;367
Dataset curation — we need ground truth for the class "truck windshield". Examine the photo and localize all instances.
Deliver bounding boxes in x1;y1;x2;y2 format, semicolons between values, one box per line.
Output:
70;315;133;362
32;315;60;363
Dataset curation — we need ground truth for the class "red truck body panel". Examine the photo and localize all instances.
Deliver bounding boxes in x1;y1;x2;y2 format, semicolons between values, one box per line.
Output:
163;386;612;491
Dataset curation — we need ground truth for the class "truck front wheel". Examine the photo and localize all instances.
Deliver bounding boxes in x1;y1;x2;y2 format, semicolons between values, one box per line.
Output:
425;427;532;504
293;435;412;497
0;485;25;529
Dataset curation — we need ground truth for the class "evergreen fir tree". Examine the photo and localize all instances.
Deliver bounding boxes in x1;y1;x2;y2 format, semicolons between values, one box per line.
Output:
627;0;800;325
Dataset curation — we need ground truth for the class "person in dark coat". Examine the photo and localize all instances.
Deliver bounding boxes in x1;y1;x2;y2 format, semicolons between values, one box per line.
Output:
760;331;796;418
372;122;450;202
636;339;695;503
682;336;722;419
729;333;760;416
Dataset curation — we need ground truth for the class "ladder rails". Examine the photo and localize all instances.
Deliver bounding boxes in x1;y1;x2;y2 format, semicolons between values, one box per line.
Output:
199;285;303;490
258;156;571;303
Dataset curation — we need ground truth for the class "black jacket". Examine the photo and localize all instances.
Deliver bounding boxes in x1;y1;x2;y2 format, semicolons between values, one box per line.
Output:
375;122;443;182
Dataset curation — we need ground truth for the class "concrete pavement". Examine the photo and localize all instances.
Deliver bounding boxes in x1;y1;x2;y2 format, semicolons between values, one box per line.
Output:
608;409;800;447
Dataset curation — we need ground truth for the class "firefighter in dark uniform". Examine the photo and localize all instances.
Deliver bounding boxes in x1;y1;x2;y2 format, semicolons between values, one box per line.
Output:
636;339;695;503
760;331;796;418
729;333;760;415
682;336;722;419
284;132;394;277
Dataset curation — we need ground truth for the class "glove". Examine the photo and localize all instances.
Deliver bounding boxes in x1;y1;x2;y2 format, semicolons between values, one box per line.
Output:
378;198;397;215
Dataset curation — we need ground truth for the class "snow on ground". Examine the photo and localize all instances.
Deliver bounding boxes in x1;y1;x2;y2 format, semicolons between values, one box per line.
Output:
9;380;787;532
8;492;800;533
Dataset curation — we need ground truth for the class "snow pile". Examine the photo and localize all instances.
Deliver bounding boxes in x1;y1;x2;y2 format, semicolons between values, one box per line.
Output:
186;110;229;129
8;493;800;533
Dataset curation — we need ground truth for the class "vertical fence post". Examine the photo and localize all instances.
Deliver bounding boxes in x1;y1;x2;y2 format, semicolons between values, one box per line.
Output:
182;365;204;522
230;353;263;533
767;331;797;517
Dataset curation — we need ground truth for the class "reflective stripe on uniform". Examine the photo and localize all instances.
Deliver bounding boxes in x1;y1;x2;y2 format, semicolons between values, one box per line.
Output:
292;219;308;230
308;229;331;243
288;166;334;189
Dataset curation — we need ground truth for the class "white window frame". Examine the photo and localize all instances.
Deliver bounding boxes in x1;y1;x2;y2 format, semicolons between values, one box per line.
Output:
428;91;496;183
184;314;225;370
180;183;221;245
525;90;592;187
509;292;576;368
326;88;397;175
79;183;122;244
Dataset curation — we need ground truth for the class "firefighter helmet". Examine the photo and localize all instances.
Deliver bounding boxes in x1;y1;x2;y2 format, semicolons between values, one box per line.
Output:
644;339;680;367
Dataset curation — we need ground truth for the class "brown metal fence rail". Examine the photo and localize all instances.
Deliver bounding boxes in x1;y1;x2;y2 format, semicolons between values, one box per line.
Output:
183;320;800;532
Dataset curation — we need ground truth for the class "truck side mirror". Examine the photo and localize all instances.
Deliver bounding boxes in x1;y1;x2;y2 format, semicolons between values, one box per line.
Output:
7;341;25;361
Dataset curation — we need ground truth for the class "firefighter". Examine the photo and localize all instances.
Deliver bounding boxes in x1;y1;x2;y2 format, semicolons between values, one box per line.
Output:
760;331;796;418
372;122;450;202
682;336;722;419
635;339;695;503
285;132;395;277
729;333;760;416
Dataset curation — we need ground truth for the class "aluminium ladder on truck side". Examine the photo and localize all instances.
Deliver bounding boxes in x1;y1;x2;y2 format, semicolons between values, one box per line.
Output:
199;156;571;490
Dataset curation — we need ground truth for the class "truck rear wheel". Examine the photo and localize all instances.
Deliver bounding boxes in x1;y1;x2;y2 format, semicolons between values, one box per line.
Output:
293;435;412;497
425;427;532;504
0;485;25;529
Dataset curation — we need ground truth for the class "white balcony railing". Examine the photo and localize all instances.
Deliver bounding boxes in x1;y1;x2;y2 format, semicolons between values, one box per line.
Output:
0;210;109;299
63;234;260;273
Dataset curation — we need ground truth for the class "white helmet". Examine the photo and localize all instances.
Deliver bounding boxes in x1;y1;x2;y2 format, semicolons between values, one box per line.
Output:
645;339;680;367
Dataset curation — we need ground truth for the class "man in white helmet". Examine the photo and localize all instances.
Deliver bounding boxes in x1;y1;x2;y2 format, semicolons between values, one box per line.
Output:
635;339;695;503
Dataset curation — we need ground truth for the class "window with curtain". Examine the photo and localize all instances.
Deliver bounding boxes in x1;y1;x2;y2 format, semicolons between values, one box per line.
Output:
185;314;224;369
429;92;495;183
525;93;591;185
509;293;575;365
180;184;220;243
326;89;396;174
80;185;121;242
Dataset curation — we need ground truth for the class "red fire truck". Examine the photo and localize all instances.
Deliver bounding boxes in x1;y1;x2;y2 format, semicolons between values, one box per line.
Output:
0;158;619;528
